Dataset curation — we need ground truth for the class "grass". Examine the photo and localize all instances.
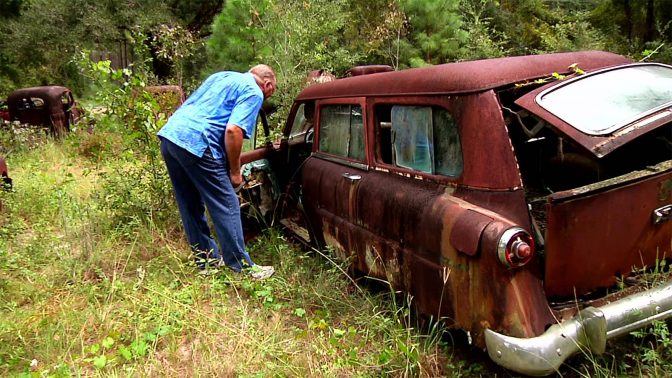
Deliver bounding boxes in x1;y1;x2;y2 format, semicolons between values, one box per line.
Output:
3;128;672;377
0;130;471;377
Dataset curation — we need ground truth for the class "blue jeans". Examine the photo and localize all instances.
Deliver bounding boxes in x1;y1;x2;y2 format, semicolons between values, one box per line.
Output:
160;138;254;271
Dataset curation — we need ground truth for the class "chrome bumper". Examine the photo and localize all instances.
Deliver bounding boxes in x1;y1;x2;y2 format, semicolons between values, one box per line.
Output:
485;280;672;376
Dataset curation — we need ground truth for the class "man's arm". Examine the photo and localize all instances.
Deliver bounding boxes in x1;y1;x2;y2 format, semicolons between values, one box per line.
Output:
225;124;244;187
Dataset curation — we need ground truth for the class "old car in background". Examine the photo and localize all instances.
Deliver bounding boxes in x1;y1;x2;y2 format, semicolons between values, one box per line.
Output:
237;51;672;375
0;156;12;210
0;99;9;122
0;157;10;188
139;85;185;117
6;86;82;136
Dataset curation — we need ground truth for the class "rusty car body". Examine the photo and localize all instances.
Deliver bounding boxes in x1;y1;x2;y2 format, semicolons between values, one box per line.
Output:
7;86;81;136
237;51;672;375
138;85;186;117
0;156;11;210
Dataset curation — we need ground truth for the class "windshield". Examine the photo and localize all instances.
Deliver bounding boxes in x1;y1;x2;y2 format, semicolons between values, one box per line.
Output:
536;64;672;135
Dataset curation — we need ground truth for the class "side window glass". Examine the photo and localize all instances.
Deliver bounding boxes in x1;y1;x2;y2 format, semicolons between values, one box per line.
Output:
378;105;462;177
433;108;463;176
289;102;317;140
319;104;365;160
391;106;433;173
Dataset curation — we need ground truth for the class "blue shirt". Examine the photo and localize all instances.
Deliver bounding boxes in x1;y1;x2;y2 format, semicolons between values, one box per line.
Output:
157;71;263;160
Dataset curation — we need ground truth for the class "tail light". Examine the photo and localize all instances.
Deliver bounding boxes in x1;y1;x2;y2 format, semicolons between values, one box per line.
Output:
497;227;535;267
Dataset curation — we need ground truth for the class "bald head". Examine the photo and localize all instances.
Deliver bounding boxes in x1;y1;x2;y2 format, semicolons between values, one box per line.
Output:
250;64;277;98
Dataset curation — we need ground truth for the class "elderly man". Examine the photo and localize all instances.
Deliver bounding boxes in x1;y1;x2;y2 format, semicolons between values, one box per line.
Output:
158;64;277;279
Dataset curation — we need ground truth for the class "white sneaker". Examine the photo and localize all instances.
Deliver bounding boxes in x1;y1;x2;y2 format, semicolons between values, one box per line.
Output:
249;265;275;280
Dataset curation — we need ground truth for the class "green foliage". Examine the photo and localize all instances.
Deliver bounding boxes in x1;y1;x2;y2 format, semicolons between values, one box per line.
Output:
208;0;360;120
400;0;468;66
150;24;202;87
74;49;174;230
0;0;175;94
460;0;510;59
207;0;270;73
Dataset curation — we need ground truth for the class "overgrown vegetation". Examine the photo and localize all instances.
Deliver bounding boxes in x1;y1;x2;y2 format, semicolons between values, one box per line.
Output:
2;0;672;376
3;0;672;113
0;105;467;376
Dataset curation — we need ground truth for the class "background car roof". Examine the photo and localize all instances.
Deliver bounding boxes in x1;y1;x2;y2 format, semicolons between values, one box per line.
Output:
296;51;632;100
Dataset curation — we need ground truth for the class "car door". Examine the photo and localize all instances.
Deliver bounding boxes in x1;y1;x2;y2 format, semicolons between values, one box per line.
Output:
300;97;368;261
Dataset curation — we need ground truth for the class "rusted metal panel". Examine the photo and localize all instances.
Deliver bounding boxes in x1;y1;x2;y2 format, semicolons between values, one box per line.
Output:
142;85;185;116
544;161;672;297
302;153;554;346
450;209;493;256
346;65;393;76
297;51;631;101
0;157;10;187
453;92;522;189
0;156;11;211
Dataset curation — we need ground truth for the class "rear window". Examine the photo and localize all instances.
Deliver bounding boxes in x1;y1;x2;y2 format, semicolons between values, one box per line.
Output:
536;64;672;135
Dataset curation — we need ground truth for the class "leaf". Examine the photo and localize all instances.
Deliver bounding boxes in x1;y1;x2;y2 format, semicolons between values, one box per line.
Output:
294;308;306;318
119;346;133;361
93;355;107;369
131;339;149;357
102;337;115;349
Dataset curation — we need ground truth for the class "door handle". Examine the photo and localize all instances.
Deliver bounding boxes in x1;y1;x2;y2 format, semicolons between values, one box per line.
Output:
342;172;362;182
653;204;672;225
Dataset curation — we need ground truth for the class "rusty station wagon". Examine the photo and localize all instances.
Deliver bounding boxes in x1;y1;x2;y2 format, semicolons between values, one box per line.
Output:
238;51;672;375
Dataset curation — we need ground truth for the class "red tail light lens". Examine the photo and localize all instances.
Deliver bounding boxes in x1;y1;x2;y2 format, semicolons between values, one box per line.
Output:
497;227;535;268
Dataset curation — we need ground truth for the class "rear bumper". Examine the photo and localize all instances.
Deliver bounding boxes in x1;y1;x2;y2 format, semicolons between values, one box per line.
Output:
484;280;672;376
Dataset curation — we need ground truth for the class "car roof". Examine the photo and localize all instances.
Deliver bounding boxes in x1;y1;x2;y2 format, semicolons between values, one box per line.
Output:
296;51;632;100
7;85;70;104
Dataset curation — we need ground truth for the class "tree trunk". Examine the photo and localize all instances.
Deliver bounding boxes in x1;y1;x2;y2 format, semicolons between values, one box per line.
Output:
645;0;656;41
622;0;633;43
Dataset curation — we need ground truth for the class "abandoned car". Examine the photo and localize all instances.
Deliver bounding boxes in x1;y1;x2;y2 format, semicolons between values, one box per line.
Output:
238;51;672;375
6;85;81;136
0;156;11;210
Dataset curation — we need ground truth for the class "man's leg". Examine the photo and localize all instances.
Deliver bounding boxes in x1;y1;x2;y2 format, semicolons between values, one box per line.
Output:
160;139;220;267
186;148;254;272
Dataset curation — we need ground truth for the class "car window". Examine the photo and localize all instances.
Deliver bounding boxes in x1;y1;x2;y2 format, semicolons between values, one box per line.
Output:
289;103;308;139
318;104;365;160
288;101;317;143
537;64;672;135
377;104;462;177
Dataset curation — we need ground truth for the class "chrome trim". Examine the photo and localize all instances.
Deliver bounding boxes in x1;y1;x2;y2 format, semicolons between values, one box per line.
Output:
652;204;672;225
485;280;672;376
342;172;362;181
313;152;369;171
497;227;527;267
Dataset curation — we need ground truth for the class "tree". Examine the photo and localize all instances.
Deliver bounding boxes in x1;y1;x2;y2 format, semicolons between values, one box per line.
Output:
399;0;468;66
208;0;360;119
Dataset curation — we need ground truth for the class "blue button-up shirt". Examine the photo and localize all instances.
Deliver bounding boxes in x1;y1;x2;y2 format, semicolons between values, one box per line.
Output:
157;71;263;160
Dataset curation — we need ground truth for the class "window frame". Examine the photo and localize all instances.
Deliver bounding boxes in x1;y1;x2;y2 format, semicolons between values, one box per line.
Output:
368;96;463;184
314;97;368;167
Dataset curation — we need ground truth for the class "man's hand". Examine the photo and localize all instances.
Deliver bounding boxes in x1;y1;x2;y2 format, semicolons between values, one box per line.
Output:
230;171;244;191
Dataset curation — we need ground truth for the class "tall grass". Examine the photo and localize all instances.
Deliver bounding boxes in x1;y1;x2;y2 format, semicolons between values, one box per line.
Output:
0;129;466;377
